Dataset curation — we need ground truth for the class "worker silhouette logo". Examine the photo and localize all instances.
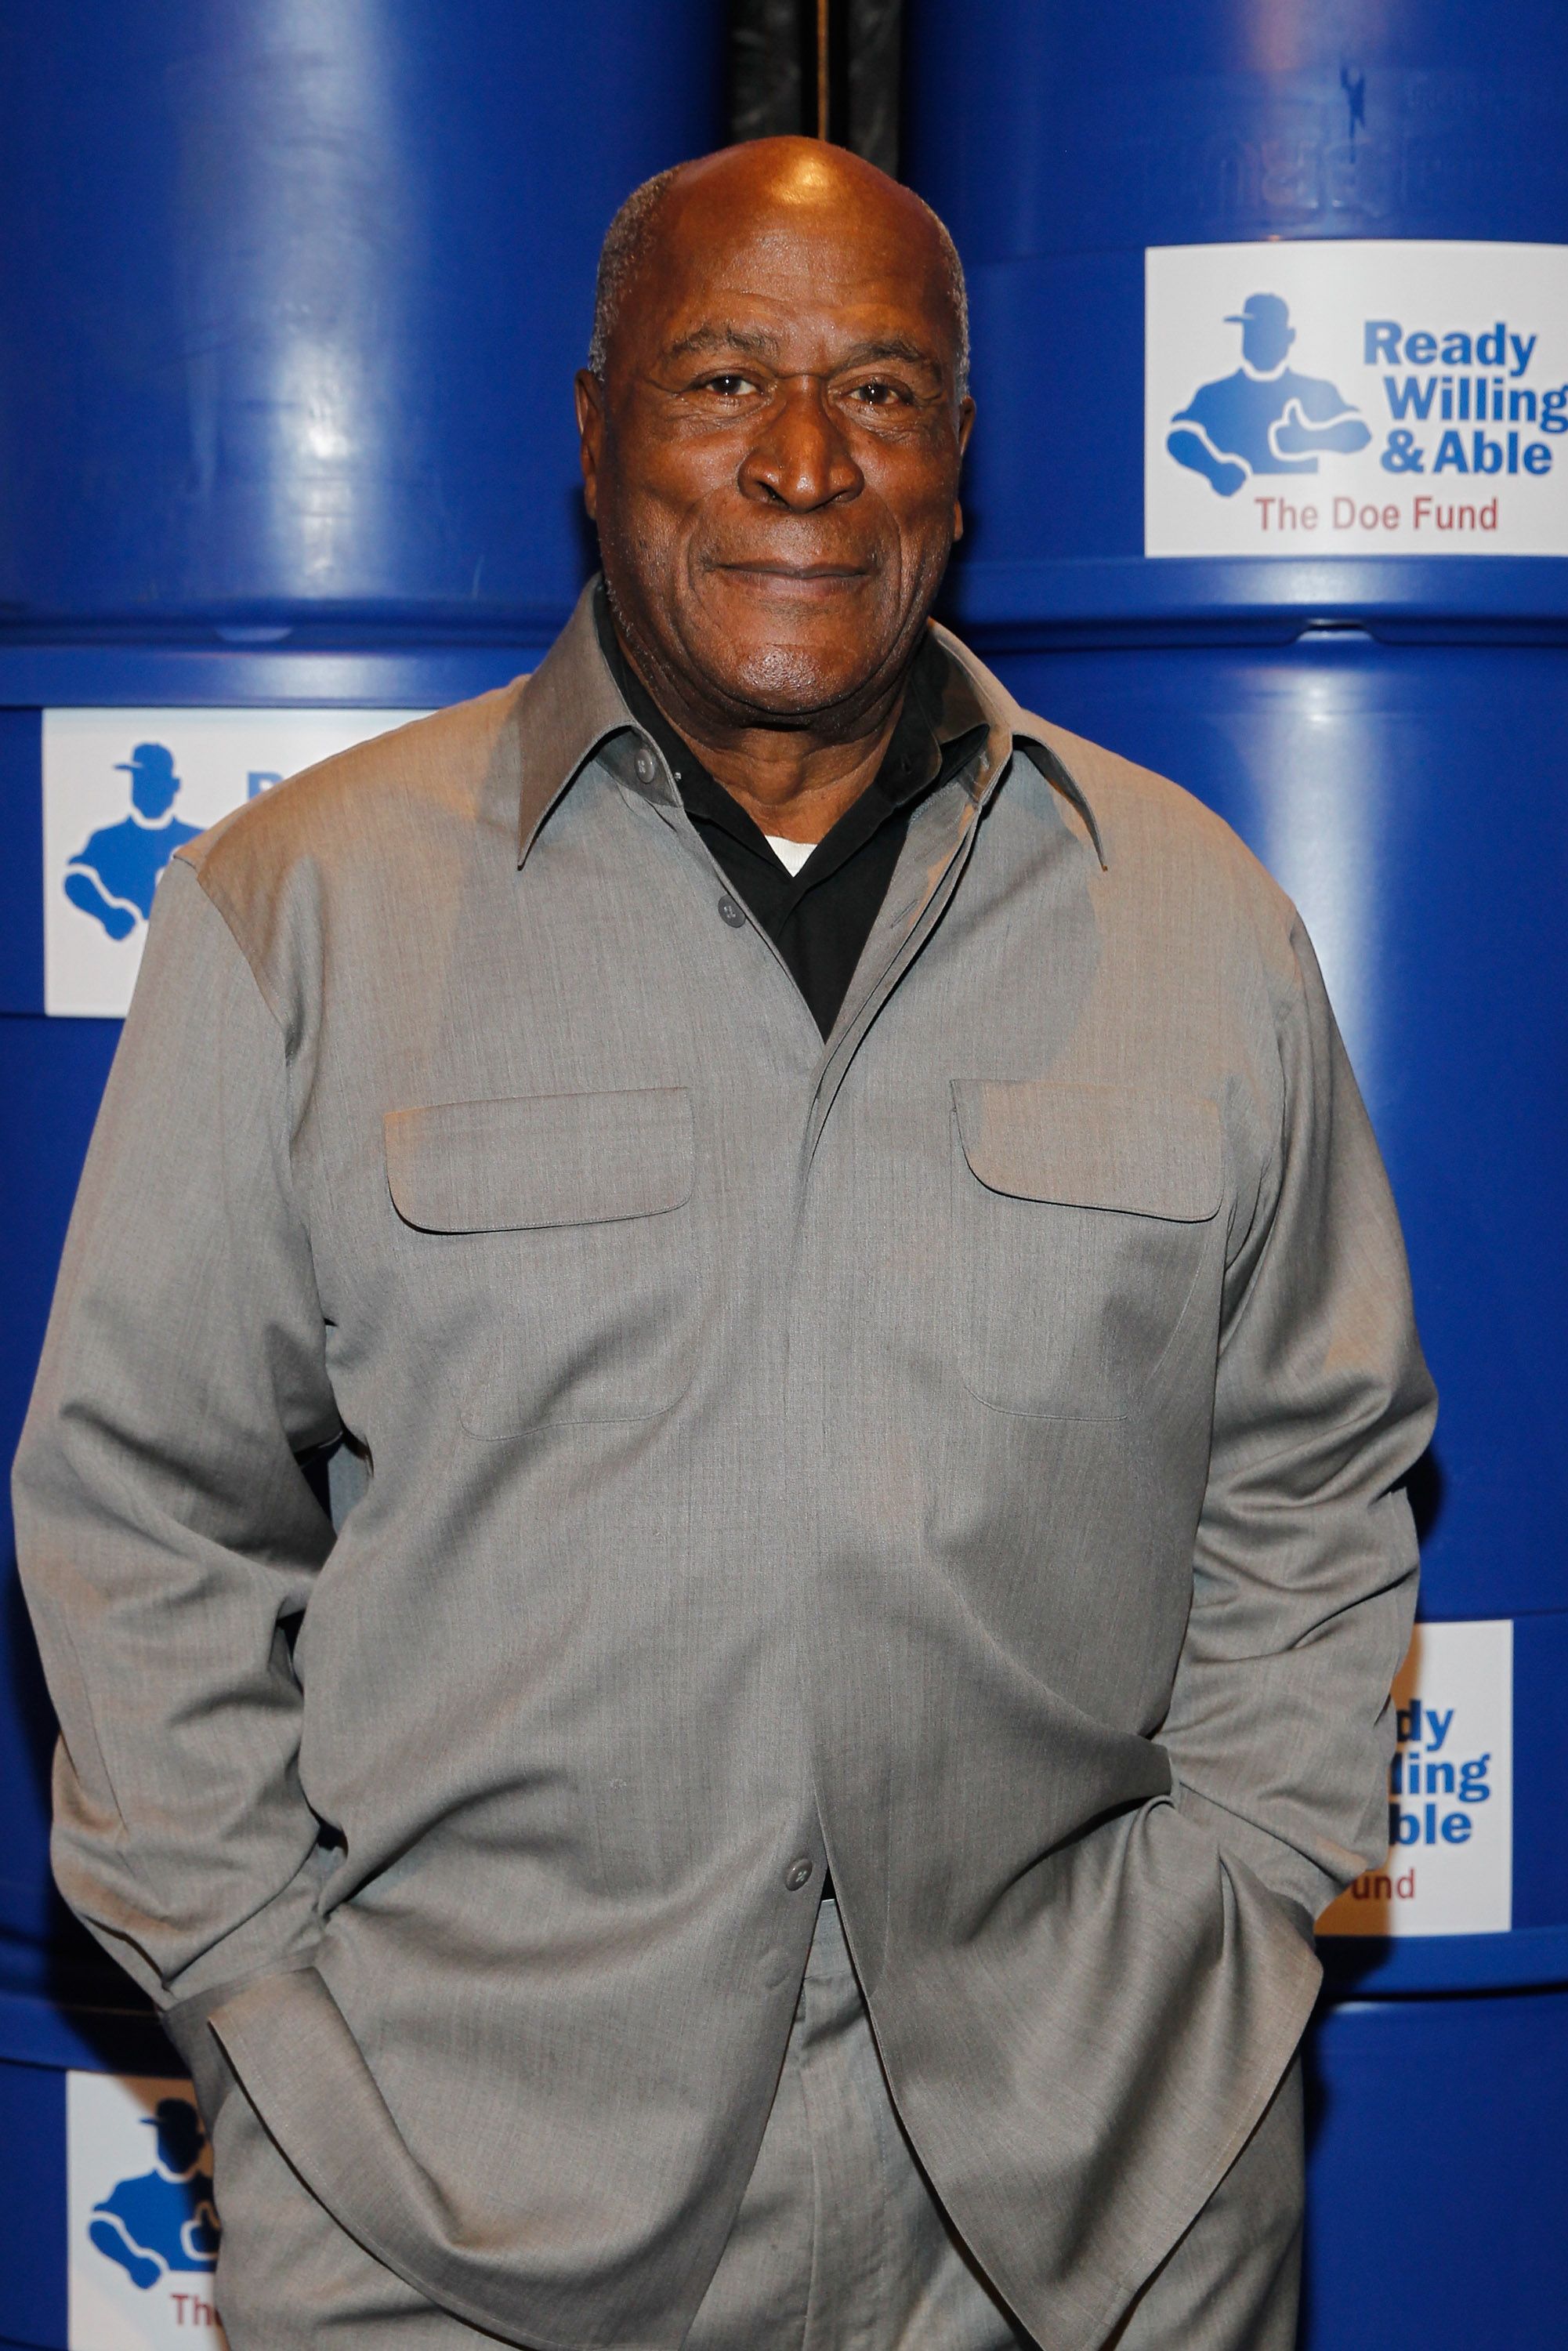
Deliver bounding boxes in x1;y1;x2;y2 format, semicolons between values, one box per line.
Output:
87;2097;220;2291
1167;292;1372;497
67;2070;229;2348
45;707;435;1019
62;742;202;940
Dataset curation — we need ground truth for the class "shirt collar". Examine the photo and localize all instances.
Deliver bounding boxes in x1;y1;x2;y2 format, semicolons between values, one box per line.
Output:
513;574;1105;871
512;580;646;865
922;614;1106;868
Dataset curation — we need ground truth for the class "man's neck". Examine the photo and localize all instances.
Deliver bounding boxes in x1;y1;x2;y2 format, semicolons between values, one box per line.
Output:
611;621;910;847
675;706;905;845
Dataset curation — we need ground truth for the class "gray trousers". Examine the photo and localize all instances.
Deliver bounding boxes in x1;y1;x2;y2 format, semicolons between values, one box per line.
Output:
212;1899;1303;2350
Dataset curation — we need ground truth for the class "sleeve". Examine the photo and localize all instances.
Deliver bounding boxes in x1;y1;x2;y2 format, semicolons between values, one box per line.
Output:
12;857;341;2074
1160;914;1438;1926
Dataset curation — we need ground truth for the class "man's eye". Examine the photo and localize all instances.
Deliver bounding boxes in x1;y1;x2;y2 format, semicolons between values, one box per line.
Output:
849;380;909;407
702;373;760;397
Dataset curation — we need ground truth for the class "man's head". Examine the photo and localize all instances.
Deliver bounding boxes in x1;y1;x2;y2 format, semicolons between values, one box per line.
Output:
575;138;973;739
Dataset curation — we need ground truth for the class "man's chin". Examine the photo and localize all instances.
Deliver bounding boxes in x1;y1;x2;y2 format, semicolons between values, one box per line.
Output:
682;615;894;726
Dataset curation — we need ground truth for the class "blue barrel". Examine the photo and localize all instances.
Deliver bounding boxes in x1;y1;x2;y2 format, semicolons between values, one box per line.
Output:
907;2;1568;2342
1303;1989;1568;2342
0;6;722;2342
907;0;1568;639
0;0;721;634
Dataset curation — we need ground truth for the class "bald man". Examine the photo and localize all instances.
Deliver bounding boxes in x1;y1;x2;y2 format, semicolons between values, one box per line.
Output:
16;140;1432;2351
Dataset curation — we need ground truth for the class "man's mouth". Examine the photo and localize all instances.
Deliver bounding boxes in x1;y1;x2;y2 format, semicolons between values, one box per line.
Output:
712;560;871;596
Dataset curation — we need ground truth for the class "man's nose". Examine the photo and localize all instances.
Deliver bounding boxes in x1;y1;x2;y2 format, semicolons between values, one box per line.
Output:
738;379;863;510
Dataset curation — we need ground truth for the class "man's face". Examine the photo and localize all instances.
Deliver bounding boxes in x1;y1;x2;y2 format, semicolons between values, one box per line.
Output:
577;143;973;732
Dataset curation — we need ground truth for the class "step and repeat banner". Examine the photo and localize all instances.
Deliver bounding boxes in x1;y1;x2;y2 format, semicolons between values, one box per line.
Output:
1319;1620;1513;1940
1146;240;1568;559
42;708;430;1020
67;2075;225;2350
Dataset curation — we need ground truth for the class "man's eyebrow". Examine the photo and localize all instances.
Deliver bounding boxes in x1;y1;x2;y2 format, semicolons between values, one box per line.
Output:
663;323;784;365
835;337;943;373
660;326;946;375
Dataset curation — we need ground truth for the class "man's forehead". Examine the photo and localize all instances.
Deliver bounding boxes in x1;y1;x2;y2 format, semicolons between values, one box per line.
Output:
658;167;943;284
637;195;954;362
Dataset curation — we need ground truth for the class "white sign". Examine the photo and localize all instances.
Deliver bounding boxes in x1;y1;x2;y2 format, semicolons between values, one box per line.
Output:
44;706;431;1017
1146;240;1568;556
1318;1618;1512;1939
67;2072;228;2349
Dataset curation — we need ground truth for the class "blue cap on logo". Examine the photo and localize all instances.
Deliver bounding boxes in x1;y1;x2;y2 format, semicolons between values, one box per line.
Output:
114;742;178;784
1225;292;1291;330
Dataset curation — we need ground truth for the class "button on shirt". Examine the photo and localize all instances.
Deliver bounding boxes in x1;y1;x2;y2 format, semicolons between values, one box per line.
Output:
596;586;987;1038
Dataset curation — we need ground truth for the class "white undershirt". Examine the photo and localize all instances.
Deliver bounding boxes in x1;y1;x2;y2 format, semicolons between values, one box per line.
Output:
765;835;817;878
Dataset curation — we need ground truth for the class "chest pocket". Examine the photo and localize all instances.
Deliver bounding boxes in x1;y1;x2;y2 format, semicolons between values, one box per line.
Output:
384;1088;697;1438
951;1080;1222;1421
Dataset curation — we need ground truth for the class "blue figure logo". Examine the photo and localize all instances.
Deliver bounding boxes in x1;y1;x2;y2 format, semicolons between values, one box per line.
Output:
88;2096;220;2291
1168;292;1371;497
63;742;202;940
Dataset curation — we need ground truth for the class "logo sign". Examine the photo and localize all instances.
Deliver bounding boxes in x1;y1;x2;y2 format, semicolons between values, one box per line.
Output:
1145;240;1568;556
67;2073;229;2348
44;707;431;1018
1318;1619;1512;1939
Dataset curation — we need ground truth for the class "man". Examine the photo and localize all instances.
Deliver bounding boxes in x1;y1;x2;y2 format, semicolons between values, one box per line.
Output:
15;138;1433;2350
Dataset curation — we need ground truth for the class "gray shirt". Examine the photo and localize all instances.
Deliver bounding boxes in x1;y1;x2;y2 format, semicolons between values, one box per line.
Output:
13;581;1435;2351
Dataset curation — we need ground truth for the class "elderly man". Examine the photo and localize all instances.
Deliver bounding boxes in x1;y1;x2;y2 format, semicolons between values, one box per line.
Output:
15;139;1433;2351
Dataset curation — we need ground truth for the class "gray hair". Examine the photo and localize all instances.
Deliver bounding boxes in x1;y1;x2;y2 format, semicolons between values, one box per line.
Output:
587;161;971;404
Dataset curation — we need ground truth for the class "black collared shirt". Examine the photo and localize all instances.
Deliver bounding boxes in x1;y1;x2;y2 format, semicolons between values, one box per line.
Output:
596;592;986;1038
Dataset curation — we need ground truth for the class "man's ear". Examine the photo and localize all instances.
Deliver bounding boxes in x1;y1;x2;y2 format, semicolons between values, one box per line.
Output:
953;395;975;541
574;369;604;522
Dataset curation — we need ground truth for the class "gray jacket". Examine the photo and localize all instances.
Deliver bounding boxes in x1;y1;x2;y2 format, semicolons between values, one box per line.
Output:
14;583;1435;2351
